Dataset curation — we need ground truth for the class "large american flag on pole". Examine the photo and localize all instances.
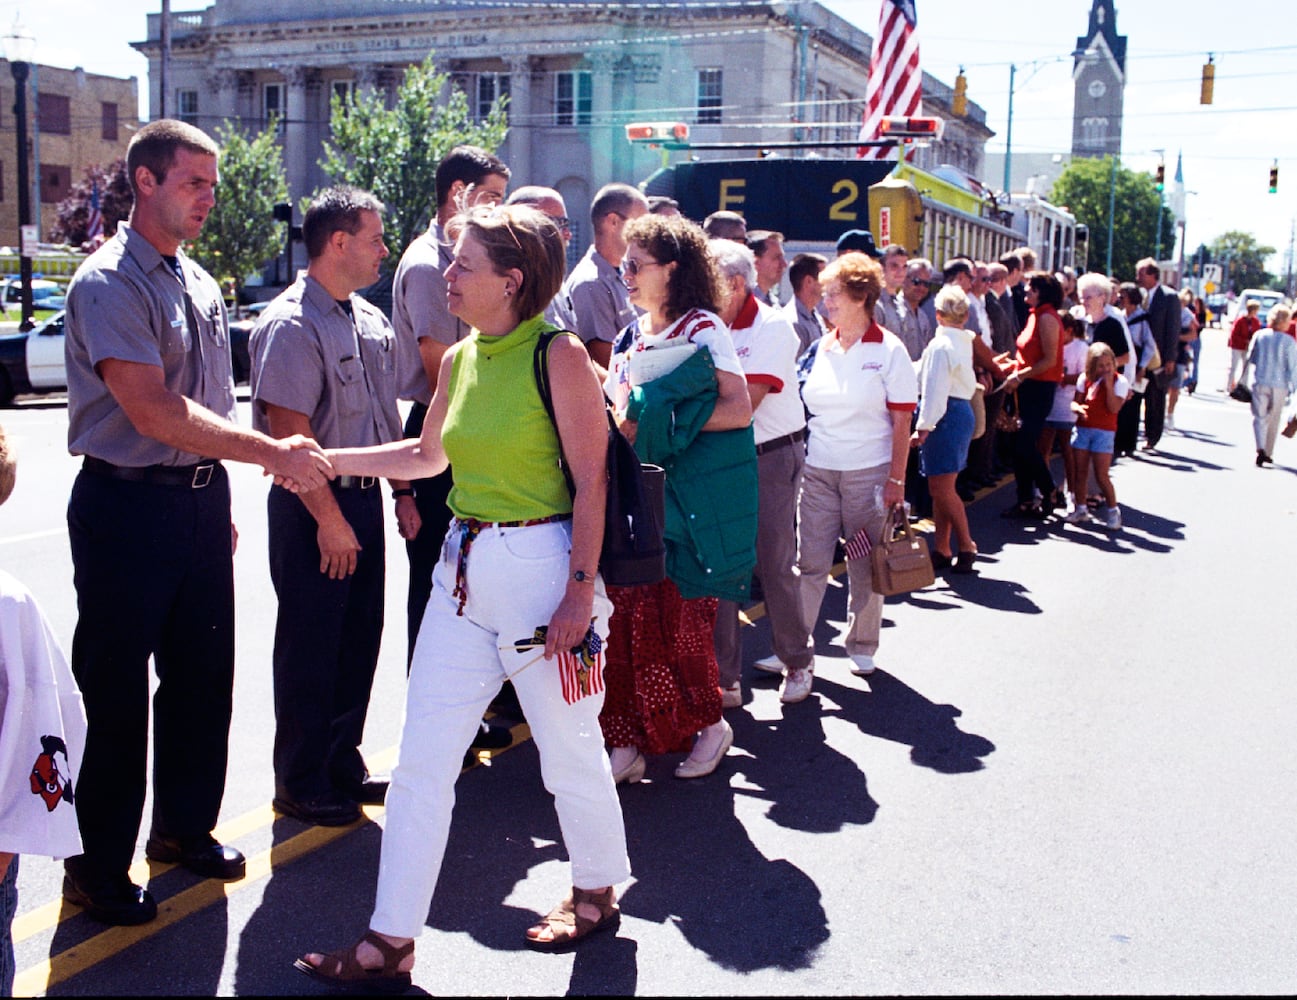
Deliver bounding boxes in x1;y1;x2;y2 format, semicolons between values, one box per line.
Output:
857;0;921;160
86;179;103;241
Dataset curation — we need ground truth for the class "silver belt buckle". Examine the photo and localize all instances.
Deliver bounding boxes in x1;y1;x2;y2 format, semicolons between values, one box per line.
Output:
360;476;376;489
192;463;215;489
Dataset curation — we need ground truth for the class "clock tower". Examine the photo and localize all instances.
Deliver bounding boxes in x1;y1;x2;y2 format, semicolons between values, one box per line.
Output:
1071;0;1126;158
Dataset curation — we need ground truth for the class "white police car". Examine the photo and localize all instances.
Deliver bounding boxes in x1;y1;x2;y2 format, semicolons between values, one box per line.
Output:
0;310;66;405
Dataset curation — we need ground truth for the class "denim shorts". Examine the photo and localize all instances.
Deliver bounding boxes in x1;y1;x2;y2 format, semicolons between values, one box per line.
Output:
1071;425;1115;453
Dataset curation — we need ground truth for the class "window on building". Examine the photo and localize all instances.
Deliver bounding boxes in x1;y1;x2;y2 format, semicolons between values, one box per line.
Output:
176;89;199;126
101;102;119;141
477;73;510;122
697;68;723;124
42;165;71;203
814;81;830;141
264;82;285;133
332;80;354;108
38;93;71;135
1081;116;1108;147
554;70;592;126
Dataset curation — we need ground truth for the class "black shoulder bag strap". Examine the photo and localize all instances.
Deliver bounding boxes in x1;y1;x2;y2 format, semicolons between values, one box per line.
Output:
533;329;579;497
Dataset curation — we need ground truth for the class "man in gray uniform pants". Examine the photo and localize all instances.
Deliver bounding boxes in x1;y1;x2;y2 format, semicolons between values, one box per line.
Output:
62;119;331;925
252;187;409;827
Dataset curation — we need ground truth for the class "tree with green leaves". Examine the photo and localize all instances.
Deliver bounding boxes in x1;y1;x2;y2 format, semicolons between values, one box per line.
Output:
1208;231;1276;293
1049;156;1177;280
51;159;133;248
319;54;509;267
189;120;289;302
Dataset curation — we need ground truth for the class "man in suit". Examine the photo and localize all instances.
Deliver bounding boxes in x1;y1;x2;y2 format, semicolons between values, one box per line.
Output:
1136;257;1180;452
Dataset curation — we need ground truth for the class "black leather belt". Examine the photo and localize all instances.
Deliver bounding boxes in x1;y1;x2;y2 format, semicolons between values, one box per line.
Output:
755;428;806;456
83;456;220;489
334;475;377;490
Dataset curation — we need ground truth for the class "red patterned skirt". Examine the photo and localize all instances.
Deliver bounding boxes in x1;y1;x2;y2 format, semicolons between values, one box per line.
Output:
599;578;721;755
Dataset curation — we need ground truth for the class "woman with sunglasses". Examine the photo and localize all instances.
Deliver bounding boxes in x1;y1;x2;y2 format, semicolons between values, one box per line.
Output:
601;213;755;783
294;204;630;991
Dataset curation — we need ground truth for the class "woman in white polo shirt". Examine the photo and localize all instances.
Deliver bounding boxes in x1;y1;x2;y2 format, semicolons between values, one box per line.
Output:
790;252;918;700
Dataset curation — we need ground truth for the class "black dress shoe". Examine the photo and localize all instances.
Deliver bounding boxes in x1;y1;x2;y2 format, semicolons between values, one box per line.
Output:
341;777;389;805
63;870;157;926
145;834;246;880
273;791;362;827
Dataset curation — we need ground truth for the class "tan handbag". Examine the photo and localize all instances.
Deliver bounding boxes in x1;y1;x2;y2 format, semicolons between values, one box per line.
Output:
993;387;1022;432
870;506;936;596
970;382;987;440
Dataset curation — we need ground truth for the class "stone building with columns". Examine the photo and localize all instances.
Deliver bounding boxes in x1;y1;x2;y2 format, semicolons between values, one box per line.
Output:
132;0;990;252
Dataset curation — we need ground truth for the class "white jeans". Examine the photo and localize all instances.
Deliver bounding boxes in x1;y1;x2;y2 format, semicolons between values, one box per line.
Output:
370;519;630;939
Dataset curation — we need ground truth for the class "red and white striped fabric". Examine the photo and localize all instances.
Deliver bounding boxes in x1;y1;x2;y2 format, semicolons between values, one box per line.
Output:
558;627;605;704
844;524;873;562
857;0;921;160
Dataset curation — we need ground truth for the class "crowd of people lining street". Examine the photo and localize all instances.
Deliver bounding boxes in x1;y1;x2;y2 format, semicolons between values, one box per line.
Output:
1;118;1294;995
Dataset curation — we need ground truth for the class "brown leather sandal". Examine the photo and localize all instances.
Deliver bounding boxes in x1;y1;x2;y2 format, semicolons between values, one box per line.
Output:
524;885;620;951
293;930;413;993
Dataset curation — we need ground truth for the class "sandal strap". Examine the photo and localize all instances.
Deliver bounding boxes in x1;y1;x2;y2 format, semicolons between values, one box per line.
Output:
362;930;415;968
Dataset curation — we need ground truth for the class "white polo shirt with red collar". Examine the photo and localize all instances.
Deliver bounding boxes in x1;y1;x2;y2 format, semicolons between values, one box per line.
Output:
727;291;806;446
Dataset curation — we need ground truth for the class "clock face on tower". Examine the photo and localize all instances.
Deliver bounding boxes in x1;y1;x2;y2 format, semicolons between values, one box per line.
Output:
1088;79;1107;98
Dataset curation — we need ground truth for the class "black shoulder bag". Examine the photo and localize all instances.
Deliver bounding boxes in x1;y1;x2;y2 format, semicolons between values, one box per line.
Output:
533;330;667;587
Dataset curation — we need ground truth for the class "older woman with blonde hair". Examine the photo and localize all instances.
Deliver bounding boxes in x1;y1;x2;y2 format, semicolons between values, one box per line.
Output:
294;204;630;990
915;285;979;572
784;252;917;702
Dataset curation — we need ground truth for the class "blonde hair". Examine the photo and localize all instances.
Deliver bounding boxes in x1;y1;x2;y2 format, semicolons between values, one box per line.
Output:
1269;304;1292;330
1084;341;1116;381
934;284;969;324
0;424;15;507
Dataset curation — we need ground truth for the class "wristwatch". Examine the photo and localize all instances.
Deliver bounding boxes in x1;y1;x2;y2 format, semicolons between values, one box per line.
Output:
571;570;595;584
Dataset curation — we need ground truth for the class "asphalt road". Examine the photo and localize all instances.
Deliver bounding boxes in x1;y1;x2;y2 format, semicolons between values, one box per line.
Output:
2;330;1295;995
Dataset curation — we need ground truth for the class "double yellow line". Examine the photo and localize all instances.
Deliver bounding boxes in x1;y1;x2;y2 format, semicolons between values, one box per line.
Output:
13;730;530;995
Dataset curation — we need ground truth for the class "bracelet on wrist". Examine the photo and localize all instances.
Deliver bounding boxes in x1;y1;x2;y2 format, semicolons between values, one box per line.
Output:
887;476;905;487
392;488;415;499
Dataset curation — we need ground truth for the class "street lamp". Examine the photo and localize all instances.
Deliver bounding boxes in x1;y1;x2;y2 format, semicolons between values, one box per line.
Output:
1003;48;1097;196
1152;148;1166;262
3;20;36;332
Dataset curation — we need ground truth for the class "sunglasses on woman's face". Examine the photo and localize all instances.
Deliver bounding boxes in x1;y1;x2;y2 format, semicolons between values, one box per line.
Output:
622;258;664;277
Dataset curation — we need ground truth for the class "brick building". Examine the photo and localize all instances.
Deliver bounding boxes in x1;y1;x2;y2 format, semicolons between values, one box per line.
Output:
0;61;140;244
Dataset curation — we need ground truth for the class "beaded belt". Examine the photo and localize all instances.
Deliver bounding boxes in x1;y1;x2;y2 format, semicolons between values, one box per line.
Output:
452;513;572;615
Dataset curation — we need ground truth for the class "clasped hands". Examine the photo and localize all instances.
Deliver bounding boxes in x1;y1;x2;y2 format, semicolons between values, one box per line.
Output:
267;434;335;493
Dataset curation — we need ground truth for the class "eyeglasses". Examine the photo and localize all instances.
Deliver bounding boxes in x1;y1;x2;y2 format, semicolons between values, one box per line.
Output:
908;277;930;286
551;216;572;231
622;258;664;277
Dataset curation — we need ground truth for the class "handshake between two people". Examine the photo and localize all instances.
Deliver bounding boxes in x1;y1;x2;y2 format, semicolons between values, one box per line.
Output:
265;434;336;493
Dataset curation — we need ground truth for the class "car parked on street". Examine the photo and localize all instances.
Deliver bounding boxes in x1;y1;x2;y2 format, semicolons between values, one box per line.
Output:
0;309;66;404
2;277;67;313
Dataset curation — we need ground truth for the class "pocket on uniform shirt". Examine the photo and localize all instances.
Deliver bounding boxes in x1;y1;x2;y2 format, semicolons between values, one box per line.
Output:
161;311;192;355
333;356;367;415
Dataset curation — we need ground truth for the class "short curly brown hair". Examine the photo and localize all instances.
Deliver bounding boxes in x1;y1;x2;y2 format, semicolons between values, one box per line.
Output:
820;251;883;312
623;213;724;322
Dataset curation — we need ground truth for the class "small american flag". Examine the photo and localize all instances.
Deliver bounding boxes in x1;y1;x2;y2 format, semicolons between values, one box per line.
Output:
558;626;604;705
86;179;103;241
858;0;922;160
844;524;873;562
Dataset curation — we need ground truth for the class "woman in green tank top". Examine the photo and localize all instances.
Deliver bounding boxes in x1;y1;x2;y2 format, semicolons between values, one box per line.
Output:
295;205;629;990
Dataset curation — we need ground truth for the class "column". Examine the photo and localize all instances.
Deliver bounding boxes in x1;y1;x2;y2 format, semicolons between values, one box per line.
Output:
284;66;313;204
505;55;532;182
589;54;615;184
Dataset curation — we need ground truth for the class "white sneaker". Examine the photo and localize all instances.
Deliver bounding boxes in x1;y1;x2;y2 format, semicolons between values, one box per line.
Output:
1064;504;1092;524
1166;414;1176;431
720;681;742;709
779;668;814;704
849;654;877;676
753;654;785;675
1103;505;1122;530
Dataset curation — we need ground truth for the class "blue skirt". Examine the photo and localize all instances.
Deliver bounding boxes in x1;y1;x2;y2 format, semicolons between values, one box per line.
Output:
920;397;975;477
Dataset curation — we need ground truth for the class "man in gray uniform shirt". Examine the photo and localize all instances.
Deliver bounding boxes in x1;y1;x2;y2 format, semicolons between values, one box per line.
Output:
391;145;509;663
561;182;647;369
61;120;331;926
252;187;408;827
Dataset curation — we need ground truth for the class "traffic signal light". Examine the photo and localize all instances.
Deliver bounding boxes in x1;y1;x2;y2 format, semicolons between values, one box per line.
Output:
953;69;967;117
1200;57;1215;105
1155;163;1165;191
1269;161;1278;193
